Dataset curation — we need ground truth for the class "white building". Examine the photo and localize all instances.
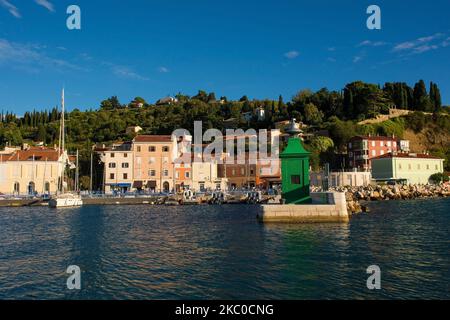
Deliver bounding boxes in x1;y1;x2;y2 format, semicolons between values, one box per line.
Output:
372;152;444;184
310;171;372;188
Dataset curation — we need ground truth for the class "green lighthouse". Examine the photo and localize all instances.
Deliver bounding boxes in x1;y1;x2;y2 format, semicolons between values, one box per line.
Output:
280;119;311;204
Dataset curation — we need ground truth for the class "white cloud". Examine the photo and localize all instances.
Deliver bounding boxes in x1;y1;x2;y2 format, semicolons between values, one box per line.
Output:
358;40;387;47
158;66;169;73
284;50;299;59
111;65;149;81
0;0;21;18
393;33;446;54
327;47;336;52
34;0;54;12
0;38;82;72
353;56;362;63
326;57;336;62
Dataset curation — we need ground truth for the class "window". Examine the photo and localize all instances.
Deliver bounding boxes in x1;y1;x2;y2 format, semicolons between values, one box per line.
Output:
232;169;236;176
240;168;245;175
185;172;190;178
435;165;438;170
291;175;301;184
250;169;254;175
122;163;129;168
176;172;180;179
110;173;115;179
399;164;402;170
408;164;412;170
372;150;376;157
380;150;384;155
13;182;20;193
387;141;391;147
110;153;115;158
123;173;128;179
371;141;375;147
149;170;156;177
380;141;383;147
149;157;155;164
417;164;420;170
200;183;205;191
349;152;353;157
149;146;156;152
163;169;169;177
109;163;116;168
162;146;169;152
163;157;169;164
426;164;429;170
124;153;128;158
137;146;141;152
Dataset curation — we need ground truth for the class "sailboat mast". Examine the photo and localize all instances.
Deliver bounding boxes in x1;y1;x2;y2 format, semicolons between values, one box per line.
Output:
61;88;66;193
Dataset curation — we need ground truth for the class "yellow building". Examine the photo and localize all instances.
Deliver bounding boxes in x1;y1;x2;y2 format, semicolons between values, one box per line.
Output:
0;146;64;195
132;135;178;192
372;152;444;184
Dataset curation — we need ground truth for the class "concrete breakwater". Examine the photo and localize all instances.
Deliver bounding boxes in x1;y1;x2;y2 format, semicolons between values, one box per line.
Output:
312;183;450;214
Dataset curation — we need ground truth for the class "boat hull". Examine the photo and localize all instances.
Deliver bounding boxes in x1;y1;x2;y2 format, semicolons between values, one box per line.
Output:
49;197;83;208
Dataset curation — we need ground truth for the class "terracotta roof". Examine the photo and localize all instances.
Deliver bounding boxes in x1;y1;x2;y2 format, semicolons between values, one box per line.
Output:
372;152;442;160
351;135;398;141
134;135;172;143
5;147;61;162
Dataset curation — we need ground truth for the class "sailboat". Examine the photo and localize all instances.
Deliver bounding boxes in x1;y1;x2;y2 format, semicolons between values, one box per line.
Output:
49;89;83;208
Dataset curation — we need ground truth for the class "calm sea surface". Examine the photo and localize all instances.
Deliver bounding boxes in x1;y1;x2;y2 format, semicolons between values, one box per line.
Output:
0;198;449;299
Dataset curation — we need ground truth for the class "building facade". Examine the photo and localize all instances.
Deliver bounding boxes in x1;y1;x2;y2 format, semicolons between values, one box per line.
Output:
371;152;444;184
0;146;64;195
310;171;372;187
347;135;410;171
98;142;134;193
132;135;177;192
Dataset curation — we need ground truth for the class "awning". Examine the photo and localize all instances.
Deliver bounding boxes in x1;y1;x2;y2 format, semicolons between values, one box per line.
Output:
132;181;143;188
146;180;157;188
107;183;131;187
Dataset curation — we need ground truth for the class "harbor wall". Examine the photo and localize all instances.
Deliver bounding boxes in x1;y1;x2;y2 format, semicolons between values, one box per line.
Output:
257;192;349;223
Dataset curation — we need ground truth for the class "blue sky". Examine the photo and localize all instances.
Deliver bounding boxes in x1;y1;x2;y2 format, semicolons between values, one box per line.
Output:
0;0;449;114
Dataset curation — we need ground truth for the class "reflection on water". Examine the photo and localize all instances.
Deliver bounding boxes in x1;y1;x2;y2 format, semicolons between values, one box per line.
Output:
0;198;449;299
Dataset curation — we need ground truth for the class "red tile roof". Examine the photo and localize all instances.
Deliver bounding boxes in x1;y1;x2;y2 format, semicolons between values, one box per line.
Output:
5;147;61;162
134;135;172;143
351;135;398;141
372;152;442;160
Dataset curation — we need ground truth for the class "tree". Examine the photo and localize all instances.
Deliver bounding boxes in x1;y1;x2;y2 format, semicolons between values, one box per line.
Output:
309;136;334;153
36;124;47;142
304;103;324;125
413;80;431;111
100;96;121;110
429;173;449;184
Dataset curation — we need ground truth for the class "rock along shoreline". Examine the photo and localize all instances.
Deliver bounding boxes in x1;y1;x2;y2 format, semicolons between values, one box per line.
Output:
312;184;450;214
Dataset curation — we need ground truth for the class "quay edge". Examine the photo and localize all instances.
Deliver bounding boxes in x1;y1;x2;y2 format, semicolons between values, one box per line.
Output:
257;192;349;223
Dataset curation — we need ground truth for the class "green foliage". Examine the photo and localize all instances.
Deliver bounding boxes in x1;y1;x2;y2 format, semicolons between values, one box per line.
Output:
309;136;334;153
304;103;324;125
405;112;426;133
429;173;449;184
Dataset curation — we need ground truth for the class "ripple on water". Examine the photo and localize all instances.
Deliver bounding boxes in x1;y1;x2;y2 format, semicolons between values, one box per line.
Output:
0;198;449;299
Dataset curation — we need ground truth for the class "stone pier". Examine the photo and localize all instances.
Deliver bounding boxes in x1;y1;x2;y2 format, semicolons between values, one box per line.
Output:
257;192;349;223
